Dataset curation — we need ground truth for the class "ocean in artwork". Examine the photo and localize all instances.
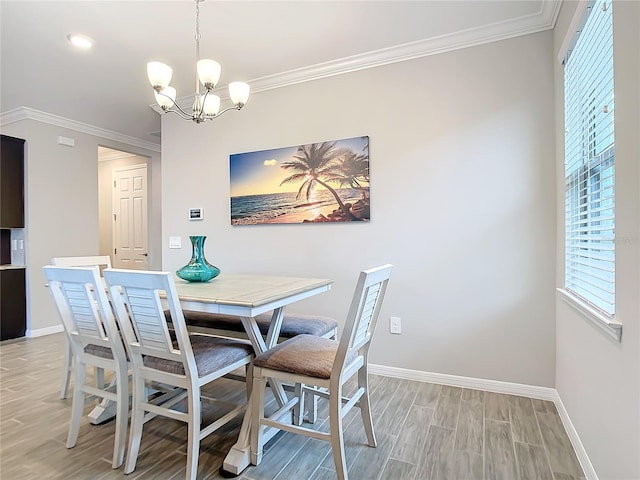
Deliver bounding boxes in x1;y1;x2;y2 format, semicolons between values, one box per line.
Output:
231;188;366;225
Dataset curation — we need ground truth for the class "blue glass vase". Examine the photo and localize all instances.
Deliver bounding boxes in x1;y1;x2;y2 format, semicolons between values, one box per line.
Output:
176;235;220;282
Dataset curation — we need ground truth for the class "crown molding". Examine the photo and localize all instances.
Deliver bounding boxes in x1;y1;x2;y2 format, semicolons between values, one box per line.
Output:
247;0;562;95
161;1;561;112
0;107;161;153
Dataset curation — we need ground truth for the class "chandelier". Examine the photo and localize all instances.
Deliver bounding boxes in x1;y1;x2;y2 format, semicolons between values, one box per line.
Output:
146;0;250;124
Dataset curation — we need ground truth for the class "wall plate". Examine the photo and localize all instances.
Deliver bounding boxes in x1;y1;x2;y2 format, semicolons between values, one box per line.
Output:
169;236;182;249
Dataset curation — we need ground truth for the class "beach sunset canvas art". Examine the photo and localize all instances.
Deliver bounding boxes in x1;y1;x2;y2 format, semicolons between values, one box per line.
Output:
230;136;370;225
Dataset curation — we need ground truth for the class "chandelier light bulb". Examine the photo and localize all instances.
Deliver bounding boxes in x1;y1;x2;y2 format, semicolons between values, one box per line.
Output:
197;60;221;90
229;82;250;107
147;62;173;89
203;95;221;116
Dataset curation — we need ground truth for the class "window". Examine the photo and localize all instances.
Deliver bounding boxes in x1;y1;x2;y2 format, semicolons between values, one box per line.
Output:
563;0;615;317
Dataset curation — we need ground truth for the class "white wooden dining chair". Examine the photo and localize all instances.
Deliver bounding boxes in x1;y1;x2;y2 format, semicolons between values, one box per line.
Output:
51;255;112;399
250;264;393;480
43;265;129;469
181;311;337;422
176;305;337;427
103;269;255;480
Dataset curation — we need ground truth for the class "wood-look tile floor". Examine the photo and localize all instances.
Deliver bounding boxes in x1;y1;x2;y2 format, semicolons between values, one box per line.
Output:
0;333;585;480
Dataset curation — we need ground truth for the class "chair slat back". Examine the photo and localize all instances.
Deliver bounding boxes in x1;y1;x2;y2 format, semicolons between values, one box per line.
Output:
43;266;119;355
103;269;195;375
62;282;106;338
124;285;172;352
334;264;392;374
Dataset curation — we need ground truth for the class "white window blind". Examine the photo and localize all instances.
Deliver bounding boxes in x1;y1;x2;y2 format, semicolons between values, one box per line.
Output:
564;0;615;316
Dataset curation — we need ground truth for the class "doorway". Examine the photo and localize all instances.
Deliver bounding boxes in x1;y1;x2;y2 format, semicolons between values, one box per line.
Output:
98;147;149;269
112;164;148;269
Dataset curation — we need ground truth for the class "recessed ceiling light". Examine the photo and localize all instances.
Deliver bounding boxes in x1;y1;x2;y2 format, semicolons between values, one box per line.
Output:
66;34;93;49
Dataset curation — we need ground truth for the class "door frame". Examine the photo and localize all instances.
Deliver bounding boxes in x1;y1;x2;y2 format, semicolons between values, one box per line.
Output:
98;146;158;270
112;163;148;269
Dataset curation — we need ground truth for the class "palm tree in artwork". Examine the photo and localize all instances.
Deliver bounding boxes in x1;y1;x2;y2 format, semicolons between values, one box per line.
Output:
280;142;361;220
330;150;369;199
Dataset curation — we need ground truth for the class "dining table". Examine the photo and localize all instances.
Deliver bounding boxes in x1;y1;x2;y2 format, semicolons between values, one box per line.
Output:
174;273;334;475
175;273;333;475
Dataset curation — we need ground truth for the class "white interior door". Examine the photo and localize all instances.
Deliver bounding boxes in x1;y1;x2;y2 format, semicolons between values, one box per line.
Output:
113;164;148;269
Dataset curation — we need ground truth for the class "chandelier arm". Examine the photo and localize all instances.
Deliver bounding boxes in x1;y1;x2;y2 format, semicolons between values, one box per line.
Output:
157;92;193;120
214;105;243;118
169;102;194;119
154;90;195;119
163;108;195;121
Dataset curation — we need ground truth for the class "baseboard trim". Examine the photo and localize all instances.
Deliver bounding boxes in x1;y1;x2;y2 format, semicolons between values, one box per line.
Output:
369;363;557;399
553;393;599;480
27;324;63;338
369;363;598;480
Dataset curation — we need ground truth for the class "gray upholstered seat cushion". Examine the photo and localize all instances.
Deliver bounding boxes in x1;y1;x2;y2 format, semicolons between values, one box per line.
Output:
253;334;342;379
85;344;115;359
83;323;130;361
178;311;337;338
143;335;253;378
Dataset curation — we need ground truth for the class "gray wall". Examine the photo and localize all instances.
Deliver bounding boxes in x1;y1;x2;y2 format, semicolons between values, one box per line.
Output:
160;31;557;387
0;119;162;334
553;2;640;479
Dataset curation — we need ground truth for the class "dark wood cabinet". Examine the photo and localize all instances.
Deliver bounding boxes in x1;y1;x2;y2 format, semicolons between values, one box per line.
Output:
0;268;27;340
0;134;26;340
1;134;26;228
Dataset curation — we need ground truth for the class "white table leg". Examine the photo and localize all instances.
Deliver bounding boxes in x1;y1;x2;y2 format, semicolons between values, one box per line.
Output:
223;308;292;475
222;401;253;475
265;308;285;348
239;314;288;406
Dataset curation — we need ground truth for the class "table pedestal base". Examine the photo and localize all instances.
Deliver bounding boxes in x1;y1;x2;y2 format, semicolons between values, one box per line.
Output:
222;445;251;476
88;400;116;425
221;399;290;476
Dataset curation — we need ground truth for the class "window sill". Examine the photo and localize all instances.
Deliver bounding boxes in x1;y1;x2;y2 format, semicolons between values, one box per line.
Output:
557;288;622;342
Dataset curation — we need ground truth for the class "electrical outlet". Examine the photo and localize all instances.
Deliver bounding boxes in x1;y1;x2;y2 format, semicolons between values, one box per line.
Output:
390;316;401;334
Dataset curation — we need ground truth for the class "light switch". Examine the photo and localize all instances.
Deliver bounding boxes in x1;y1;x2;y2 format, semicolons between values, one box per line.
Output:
169;236;182;249
390;316;402;334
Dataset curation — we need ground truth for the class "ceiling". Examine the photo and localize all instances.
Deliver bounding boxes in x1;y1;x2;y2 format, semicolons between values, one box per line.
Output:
0;1;560;149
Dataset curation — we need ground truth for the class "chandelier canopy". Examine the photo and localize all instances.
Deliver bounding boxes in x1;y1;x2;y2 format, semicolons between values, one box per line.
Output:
147;0;250;124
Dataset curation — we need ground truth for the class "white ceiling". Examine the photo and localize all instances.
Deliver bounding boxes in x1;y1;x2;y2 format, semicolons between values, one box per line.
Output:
0;1;560;148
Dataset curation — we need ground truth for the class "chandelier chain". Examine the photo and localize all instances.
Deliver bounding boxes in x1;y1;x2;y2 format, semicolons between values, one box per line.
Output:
194;0;202;94
195;0;202;47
